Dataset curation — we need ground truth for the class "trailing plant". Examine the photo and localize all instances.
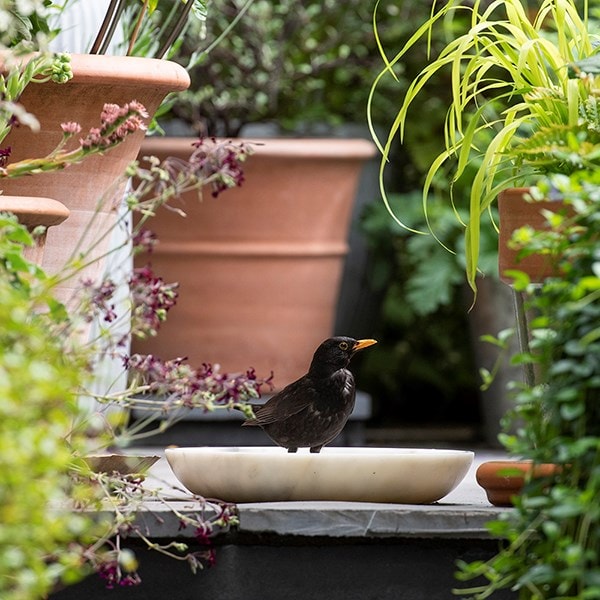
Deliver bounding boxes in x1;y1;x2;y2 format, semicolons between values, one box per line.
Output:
0;52;73;156
361;191;499;318
0;99;272;597
0;0;208;160
0;1;209;148
455;169;600;598
0;5;71;158
0;5;278;595
369;0;600;294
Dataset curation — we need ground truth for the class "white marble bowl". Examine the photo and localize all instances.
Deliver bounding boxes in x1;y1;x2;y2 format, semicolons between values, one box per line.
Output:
165;447;474;504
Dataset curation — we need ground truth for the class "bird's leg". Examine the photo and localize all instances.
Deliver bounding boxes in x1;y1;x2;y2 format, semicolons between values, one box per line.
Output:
287;447;298;453
309;446;323;454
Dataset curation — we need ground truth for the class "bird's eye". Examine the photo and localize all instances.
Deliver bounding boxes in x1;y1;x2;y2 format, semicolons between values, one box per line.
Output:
339;341;349;351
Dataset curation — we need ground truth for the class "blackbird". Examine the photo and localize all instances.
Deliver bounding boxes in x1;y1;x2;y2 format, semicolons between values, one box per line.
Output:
242;336;377;453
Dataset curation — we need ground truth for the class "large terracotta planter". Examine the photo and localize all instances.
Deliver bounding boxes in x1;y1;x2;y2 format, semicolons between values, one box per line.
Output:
498;187;567;284
0;54;190;300
132;137;376;390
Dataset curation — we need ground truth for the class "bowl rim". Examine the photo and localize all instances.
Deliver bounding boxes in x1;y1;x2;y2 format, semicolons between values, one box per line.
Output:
165;446;475;458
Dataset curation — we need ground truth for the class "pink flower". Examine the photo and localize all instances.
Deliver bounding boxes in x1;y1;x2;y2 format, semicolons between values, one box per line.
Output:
126;100;149;119
61;121;82;135
124;354;273;409
100;103;122;125
80;127;104;149
79;102;149;150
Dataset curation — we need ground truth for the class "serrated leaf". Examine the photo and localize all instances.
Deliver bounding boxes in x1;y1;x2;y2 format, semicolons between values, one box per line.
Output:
405;252;463;315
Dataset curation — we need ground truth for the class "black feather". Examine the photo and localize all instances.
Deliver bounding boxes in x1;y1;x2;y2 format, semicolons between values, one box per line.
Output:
241;336;376;453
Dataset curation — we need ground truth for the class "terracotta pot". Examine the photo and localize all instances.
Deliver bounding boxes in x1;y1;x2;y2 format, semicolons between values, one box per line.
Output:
476;460;559;507
0;195;69;264
0;54;190;300
498;187;567;285
132;137;376;389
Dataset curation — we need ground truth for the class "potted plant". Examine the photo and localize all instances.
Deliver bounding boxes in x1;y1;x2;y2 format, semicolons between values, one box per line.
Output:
456;168;600;598
0;1;202;412
369;0;600;295
497;68;600;284
131;0;391;389
0;1;196;296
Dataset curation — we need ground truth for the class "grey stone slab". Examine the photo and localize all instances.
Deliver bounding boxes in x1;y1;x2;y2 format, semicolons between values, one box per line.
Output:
236;500;505;538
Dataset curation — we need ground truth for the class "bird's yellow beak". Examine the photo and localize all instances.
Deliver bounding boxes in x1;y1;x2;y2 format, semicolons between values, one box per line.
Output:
352;339;378;352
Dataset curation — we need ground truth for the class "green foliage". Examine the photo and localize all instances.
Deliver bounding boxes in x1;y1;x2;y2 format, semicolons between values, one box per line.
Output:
357;191;501;422
346;3;505;414
512;124;600;174
0;0;57;50
370;0;600;292
455;169;600;599
165;0;417;136
117;0;209;59
0;9;266;594
0;215;98;599
362;191;499;316
44;0;206;58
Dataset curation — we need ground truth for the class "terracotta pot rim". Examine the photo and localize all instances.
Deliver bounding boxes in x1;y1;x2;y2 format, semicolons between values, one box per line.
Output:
69;53;190;91
476;459;558;468
2;52;190;92
498;186;530;197
141;136;377;159
498;186;566;201
476;459;560;482
0;195;69;227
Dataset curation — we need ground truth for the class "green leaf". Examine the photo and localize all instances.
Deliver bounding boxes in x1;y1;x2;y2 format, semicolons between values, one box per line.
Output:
560;402;585;420
518;564;556;586
405;251;463;315
548;502;585;519
541;520;561;539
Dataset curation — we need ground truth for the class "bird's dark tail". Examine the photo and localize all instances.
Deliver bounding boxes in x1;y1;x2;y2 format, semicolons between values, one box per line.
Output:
236;403;260;426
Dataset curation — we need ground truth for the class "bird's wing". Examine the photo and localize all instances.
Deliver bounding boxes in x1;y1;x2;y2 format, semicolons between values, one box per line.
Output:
249;377;317;426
